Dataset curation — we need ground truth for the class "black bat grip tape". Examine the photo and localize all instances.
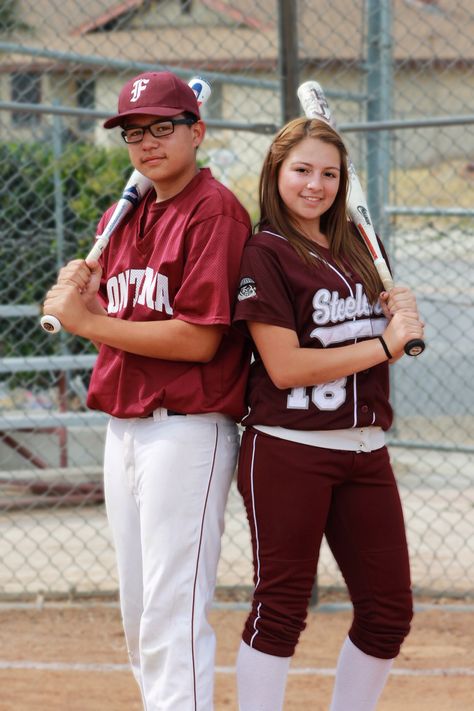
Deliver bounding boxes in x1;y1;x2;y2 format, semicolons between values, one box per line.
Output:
404;338;425;357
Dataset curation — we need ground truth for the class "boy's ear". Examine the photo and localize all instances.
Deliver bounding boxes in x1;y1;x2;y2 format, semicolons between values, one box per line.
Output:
192;120;206;147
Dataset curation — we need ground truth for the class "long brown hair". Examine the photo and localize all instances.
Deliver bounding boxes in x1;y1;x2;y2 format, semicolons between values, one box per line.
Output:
257;117;383;303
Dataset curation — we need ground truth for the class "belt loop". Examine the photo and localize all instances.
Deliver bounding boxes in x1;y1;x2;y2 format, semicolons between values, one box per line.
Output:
152;408;166;422
149;408;186;422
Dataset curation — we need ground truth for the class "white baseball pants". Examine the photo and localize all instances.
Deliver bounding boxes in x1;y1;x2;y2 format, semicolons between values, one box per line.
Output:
103;409;239;710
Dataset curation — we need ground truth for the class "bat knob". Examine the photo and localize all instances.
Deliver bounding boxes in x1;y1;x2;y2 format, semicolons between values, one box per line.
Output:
40;315;62;334
404;338;425;357
188;76;212;107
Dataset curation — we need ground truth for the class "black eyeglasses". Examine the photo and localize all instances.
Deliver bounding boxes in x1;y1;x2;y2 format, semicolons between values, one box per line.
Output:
121;117;197;144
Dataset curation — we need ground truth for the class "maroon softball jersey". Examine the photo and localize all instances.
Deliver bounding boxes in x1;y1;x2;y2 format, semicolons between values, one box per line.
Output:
233;229;392;431
87;168;251;419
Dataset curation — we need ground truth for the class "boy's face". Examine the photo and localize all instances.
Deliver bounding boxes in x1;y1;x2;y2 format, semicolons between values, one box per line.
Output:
123;113;205;195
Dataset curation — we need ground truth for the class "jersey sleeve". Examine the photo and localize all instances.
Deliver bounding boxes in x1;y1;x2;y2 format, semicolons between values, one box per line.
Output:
172;213;250;326
233;242;297;331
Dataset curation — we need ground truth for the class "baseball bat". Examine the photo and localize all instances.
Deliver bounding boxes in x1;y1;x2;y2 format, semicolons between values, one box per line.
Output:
297;80;425;357
40;76;212;335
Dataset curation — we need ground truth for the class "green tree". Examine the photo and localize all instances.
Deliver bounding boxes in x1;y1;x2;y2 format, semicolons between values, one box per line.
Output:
0;0;30;33
0;141;130;357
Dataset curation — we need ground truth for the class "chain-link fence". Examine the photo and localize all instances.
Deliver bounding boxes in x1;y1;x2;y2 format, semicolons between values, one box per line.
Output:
0;0;473;601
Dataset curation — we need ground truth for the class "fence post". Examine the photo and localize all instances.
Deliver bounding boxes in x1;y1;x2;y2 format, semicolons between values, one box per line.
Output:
52;108;69;465
366;0;393;238
277;0;300;123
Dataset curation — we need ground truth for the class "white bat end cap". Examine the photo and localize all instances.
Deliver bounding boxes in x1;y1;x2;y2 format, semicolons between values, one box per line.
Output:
297;80;323;94
40;315;62;334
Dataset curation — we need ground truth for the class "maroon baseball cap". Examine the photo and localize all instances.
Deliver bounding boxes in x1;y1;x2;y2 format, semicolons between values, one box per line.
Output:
103;71;200;129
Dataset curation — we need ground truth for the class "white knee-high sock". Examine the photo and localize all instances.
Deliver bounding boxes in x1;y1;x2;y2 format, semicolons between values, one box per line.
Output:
236;640;291;711
329;636;394;711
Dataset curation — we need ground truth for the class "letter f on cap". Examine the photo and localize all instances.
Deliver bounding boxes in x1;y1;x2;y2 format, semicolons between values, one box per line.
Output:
130;78;150;103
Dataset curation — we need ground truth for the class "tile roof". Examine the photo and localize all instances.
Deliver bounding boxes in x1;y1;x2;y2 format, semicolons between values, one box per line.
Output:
4;0;474;68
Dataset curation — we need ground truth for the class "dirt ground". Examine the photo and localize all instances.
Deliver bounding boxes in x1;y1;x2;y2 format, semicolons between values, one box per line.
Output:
0;601;473;710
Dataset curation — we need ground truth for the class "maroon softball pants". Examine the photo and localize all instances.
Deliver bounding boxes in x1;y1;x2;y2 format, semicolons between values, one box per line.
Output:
237;427;413;659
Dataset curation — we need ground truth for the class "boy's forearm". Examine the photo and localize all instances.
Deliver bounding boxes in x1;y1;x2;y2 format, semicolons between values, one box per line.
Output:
80;312;223;362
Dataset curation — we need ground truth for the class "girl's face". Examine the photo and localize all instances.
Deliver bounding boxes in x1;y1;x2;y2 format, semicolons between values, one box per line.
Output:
277;136;341;240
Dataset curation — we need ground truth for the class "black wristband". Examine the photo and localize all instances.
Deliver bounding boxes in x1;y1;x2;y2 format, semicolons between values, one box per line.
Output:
378;335;393;360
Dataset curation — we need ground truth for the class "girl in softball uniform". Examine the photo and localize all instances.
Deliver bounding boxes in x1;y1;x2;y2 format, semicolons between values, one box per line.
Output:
43;71;251;711
233;117;424;711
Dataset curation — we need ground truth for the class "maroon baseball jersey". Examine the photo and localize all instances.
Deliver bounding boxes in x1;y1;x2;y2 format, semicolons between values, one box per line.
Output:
87;168;252;420
233;229;393;431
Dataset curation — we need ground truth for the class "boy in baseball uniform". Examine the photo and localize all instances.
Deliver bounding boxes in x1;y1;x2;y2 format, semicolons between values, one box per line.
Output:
43;71;251;710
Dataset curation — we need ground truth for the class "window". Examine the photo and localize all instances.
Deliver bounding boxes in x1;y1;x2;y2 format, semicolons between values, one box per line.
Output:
76;77;96;131
11;73;41;126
